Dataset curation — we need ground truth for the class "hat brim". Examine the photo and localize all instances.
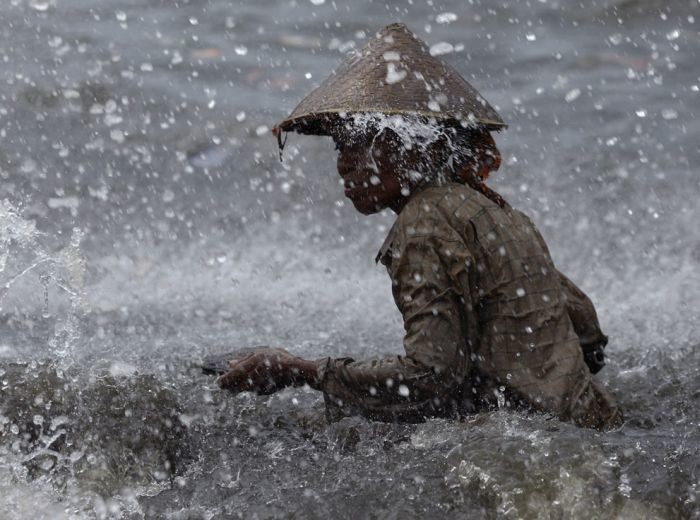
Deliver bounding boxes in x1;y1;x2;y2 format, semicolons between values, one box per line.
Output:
277;109;507;137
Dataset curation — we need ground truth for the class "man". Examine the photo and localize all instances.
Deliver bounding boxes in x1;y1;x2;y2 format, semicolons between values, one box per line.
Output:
207;24;622;430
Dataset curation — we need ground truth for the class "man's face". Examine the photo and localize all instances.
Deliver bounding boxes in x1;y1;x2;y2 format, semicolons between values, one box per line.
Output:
333;129;411;215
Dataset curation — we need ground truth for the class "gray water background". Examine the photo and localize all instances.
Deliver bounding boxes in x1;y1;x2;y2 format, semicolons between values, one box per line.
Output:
0;0;699;518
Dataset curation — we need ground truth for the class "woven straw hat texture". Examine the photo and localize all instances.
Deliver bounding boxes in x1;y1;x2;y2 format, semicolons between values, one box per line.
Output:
276;23;506;136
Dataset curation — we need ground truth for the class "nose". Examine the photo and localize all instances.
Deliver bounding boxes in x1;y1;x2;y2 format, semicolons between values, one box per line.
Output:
336;160;350;179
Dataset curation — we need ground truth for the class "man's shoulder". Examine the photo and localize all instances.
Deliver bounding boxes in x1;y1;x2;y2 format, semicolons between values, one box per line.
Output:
399;182;492;228
376;183;475;266
396;184;460;233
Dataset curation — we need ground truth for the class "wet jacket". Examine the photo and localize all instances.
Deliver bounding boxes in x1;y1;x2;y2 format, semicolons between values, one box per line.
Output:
315;182;622;430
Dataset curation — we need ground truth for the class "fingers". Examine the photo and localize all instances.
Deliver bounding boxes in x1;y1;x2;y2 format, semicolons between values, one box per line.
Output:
217;369;278;395
217;357;280;395
215;349;292;395
217;354;255;388
216;367;248;392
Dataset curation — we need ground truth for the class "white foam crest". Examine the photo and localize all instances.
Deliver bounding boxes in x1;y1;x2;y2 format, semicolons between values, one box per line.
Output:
0;200;86;361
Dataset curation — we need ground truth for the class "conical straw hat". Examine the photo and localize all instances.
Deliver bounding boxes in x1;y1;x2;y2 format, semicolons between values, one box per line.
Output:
274;23;506;138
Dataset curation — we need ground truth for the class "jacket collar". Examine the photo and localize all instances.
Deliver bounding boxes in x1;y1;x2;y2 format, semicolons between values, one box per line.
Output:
374;180;436;265
375;218;400;265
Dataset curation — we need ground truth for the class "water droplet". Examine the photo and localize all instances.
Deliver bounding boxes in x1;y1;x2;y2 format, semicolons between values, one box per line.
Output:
310;0;325;4
398;384;410;397
525;33;536;42
29;0;50;12
383;51;400;61
435;12;457;25
110;129;125;143
608;33;623;45
103;114;122;127
385;63;407;84
115;10;127;22
429;42;454;56
661;108;678;120
234;45;248;56
564;88;581;102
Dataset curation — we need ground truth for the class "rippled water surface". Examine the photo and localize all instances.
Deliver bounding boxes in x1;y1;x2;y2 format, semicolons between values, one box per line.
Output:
1;0;699;518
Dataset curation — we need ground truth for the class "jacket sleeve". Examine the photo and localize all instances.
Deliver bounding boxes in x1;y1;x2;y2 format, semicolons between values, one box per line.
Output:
315;230;475;422
522;214;608;375
557;271;609;353
526;218;609;354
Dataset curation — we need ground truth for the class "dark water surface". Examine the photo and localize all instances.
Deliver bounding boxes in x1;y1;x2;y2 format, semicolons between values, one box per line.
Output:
1;0;699;518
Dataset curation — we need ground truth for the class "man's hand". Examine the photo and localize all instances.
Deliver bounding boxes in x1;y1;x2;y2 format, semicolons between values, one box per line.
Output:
216;347;319;395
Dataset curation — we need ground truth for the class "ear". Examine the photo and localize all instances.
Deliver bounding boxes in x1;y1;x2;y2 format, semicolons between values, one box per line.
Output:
478;164;491;180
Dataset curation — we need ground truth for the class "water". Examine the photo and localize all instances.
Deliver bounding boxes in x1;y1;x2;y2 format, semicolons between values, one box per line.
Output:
1;0;699;517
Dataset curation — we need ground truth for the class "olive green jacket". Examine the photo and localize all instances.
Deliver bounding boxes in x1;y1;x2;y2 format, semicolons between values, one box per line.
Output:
316;183;622;430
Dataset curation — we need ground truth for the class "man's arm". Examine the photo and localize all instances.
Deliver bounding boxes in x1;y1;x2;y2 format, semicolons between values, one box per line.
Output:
557;272;608;373
525;217;609;373
310;229;475;422
218;231;475;422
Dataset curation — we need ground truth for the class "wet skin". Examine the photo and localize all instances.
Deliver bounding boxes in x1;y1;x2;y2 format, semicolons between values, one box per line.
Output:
334;130;419;215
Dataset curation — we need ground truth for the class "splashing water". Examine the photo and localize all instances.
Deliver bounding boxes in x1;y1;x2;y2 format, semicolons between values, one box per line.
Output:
1;0;698;517
333;112;482;183
0;201;86;362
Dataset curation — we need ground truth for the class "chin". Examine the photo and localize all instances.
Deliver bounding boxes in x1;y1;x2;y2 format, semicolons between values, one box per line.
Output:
351;199;381;215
